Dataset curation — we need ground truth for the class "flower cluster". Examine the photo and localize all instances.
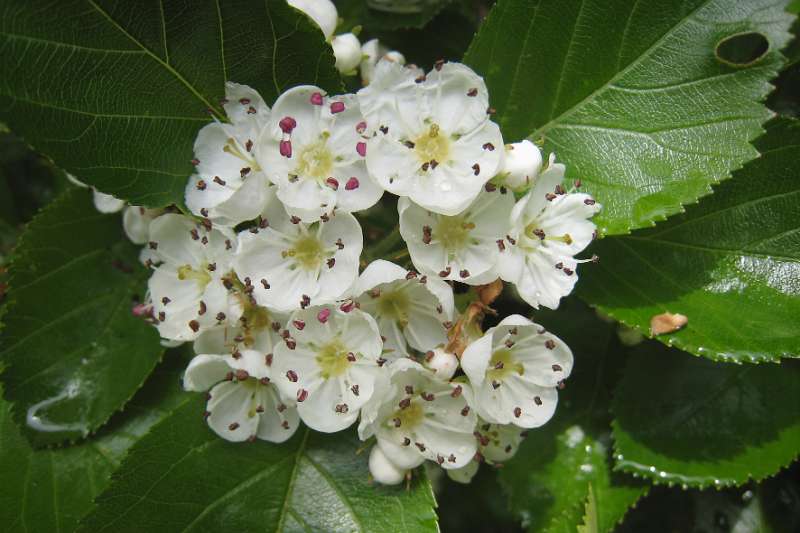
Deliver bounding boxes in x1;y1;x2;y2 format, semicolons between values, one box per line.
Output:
99;0;600;486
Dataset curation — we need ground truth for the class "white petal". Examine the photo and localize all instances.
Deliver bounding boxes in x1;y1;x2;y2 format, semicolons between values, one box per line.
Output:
183;354;231;391
423;62;491;135
354;259;408;295
92;191;125;213
377;436;426;470
123;206;162;245
255;386;300;443
206;381;260;442
223;82;270;130
298;377;358;432
460;332;495;386
287;0;338;39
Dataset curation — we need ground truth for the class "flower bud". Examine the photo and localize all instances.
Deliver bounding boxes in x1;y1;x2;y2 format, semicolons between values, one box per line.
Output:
499;140;542;192
424;348;459;380
369;445;406;485
287;0;338;40
446;460;479;484
332;33;362;74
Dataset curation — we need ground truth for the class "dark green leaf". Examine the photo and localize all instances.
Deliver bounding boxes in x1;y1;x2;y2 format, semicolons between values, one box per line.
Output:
0;0;341;207
0;188;162;445
499;299;648;533
612;342;800;488
464;0;794;235
81;398;438;532
336;0;454;31
0;351;191;533
577;118;800;364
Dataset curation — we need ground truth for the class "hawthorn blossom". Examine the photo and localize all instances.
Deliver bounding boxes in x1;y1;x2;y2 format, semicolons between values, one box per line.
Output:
147;214;241;341
496;140;542;192
255;86;383;222
398;188;514;285
496;153;600;309
233;188;362;312
353;260;454;359
460;315;572;428
183;349;299;443
359;61;503;215
423;347;459;380
332;33;362;74
272;304;386;432
359;359;477;470
287;0;338;40
369;444;407;485
447;420;526;483
185;83;271;227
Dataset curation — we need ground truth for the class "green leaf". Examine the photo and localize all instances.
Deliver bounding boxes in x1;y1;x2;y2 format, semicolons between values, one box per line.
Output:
499;299;648;533
612;342;800;488
577;118;800;364
463;0;794;235
0;0;341;207
0;188;163;446
0;351;191;533
336;0;454;31
81;399;438;532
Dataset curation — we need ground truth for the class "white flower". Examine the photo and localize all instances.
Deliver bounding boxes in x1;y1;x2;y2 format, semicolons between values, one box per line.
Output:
147;214;241;341
497;140;542;192
123;206;164;245
255;86;383;222
272;304;386;432
183;349;299;443
460;315;572;428
475;419;525;463
185;83;271;227
353;260;454;359
233;188;362;312
193;304;286;357
423;347;459;380
446;420;525;484
359;358;477;470
92;190;125;213
287;0;338;40
359;61;503;215
369;445;407;485
332;33;362;74
360;39;406;85
398;188;514;285
496;153;600;309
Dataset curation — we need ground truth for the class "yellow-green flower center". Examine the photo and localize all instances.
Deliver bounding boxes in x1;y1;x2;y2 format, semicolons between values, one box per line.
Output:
177;264;212;288
486;349;524;382
435;216;475;252
296;138;333;180
391;401;425;430
414;123;450;164
283;234;326;271
316;339;352;379
376;288;411;326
